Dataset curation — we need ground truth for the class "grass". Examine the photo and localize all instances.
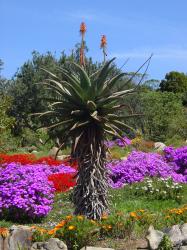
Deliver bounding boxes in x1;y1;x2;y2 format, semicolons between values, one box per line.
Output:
110;184;187;213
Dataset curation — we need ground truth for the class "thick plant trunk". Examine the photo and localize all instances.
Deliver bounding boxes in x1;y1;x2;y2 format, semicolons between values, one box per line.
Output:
72;126;109;220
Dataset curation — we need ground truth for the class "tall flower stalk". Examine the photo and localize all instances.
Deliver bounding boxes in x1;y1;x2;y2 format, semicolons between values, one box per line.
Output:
100;35;107;63
79;22;86;66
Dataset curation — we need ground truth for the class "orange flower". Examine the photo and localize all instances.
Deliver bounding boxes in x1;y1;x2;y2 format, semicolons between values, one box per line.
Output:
100;35;107;48
68;225;76;230
130;212;137;218
80;22;86;35
66;215;73;220
55;220;66;229
107;225;112;230
48;228;57;235
0;227;9;238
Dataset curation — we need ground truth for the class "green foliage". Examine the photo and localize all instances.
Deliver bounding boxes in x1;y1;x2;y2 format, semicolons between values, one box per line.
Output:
158;235;173;250
0;130;20;153
0;94;16;152
56;217;99;250
99;213;134;239
7;51;59;135
160;71;187;93
165;135;187;147
140;91;187;141
0;95;14;132
109;146;131;159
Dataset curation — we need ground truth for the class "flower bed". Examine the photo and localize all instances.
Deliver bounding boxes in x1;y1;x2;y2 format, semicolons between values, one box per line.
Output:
0;157;77;220
108;151;186;188
0;153;78;167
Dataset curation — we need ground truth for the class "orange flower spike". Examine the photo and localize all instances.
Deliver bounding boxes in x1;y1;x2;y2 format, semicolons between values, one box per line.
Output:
100;35;107;48
80;22;86;36
100;35;107;62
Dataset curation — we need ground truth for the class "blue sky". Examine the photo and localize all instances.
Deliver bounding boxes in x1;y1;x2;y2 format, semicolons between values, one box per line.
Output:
1;0;187;80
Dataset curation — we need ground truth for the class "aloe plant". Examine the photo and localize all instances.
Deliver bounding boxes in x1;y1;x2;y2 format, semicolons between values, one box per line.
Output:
38;58;141;219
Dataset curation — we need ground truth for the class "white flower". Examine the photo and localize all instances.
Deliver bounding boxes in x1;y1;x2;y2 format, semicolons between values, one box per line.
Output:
156;189;159;192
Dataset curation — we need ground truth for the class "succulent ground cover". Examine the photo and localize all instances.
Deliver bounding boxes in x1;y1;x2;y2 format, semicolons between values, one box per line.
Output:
108;149;186;188
0;156;76;221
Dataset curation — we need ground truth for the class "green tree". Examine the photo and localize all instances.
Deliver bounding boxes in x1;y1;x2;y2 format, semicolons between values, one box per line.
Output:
7;51;60;135
38;58;138;219
160;71;187;93
140;91;187;141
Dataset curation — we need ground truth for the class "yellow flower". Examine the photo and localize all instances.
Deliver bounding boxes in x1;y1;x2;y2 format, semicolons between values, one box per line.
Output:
68;225;76;230
139;209;145;213
77;215;84;221
165;215;171;219
130;212;137;218
0;227;9;238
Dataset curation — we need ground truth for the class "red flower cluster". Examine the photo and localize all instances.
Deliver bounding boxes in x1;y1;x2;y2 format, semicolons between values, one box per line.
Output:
0;153;36;165
48;173;76;192
0;153;78;169
35;156;62;166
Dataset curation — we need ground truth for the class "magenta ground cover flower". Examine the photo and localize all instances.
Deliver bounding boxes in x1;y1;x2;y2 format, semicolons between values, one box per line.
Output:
0;163;76;221
108;151;186;188
164;146;187;181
